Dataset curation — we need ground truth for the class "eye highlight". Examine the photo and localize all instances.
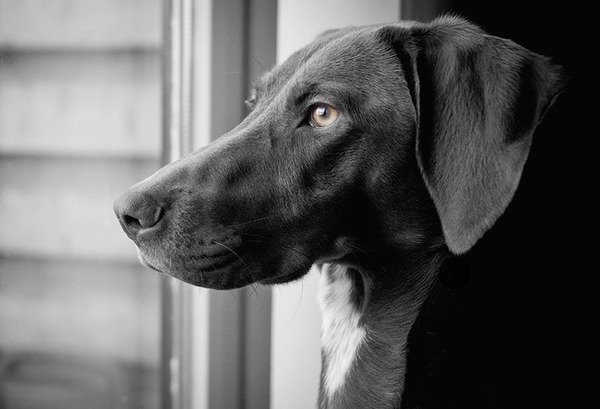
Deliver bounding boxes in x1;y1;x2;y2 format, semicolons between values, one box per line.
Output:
309;103;339;128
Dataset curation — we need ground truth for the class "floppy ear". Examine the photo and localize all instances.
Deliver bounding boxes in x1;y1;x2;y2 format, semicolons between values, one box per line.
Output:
381;16;567;254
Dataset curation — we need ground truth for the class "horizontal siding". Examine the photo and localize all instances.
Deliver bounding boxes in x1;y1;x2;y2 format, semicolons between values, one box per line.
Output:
0;4;164;402
0;256;160;364
0;50;161;158
0;155;160;260
0;0;161;50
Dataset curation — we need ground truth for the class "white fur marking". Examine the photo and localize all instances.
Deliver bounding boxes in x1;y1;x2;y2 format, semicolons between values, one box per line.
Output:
318;264;366;399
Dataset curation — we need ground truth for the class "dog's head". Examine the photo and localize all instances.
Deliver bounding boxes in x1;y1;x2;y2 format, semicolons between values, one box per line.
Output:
114;16;565;289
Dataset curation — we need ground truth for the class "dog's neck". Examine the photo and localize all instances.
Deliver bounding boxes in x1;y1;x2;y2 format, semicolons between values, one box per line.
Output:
316;252;444;409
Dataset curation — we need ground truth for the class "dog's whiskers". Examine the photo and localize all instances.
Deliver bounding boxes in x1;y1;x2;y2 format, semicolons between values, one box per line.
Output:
288;280;305;323
247;283;260;298
202;251;221;276
225;216;271;228
214;240;255;281
238;233;303;252
250;53;265;70
228;289;240;302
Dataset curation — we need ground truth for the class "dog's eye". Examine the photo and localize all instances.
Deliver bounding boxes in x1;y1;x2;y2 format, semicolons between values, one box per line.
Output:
309;103;339;128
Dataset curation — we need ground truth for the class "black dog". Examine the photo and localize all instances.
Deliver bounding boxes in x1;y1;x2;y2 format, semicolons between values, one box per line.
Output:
114;16;565;408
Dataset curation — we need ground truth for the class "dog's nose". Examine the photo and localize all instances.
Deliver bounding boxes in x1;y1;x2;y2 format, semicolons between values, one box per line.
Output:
113;191;164;241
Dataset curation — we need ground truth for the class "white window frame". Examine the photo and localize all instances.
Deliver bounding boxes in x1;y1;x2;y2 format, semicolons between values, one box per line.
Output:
161;1;275;408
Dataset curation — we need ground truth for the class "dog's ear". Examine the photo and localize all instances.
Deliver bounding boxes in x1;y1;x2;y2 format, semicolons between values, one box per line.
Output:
380;16;567;254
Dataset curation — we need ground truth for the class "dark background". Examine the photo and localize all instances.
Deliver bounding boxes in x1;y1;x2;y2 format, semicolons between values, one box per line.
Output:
402;1;590;407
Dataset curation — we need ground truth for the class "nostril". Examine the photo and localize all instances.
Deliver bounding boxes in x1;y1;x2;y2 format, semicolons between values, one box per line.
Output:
113;191;164;239
124;207;163;229
123;214;143;230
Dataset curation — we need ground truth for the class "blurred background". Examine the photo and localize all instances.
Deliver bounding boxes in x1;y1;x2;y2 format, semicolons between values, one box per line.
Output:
0;1;162;408
0;1;584;409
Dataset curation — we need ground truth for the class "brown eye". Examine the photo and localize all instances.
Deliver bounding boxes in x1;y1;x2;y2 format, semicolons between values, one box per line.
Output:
309;103;339;128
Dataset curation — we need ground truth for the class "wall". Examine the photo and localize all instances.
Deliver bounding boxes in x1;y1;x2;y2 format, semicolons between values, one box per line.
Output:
271;2;401;408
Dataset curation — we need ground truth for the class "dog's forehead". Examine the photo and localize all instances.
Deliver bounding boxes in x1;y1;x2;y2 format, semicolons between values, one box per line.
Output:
257;27;396;95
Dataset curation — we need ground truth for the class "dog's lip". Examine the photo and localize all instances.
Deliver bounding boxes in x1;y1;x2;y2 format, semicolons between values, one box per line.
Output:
137;244;242;275
193;251;240;271
142;252;251;289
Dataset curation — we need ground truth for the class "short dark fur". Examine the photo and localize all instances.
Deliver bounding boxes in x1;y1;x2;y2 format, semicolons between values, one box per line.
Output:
114;16;565;408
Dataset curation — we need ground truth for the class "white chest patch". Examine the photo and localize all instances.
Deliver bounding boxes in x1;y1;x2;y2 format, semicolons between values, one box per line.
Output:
317;263;367;399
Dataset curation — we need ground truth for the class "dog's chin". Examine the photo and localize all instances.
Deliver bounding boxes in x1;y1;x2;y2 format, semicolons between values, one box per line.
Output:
137;245;314;290
259;269;310;285
136;248;256;290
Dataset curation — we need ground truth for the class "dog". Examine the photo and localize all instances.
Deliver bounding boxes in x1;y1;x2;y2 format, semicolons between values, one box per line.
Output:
114;16;565;408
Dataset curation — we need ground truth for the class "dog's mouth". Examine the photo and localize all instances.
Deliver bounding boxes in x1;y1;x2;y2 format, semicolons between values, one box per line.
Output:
134;229;317;290
136;239;256;289
150;251;237;272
